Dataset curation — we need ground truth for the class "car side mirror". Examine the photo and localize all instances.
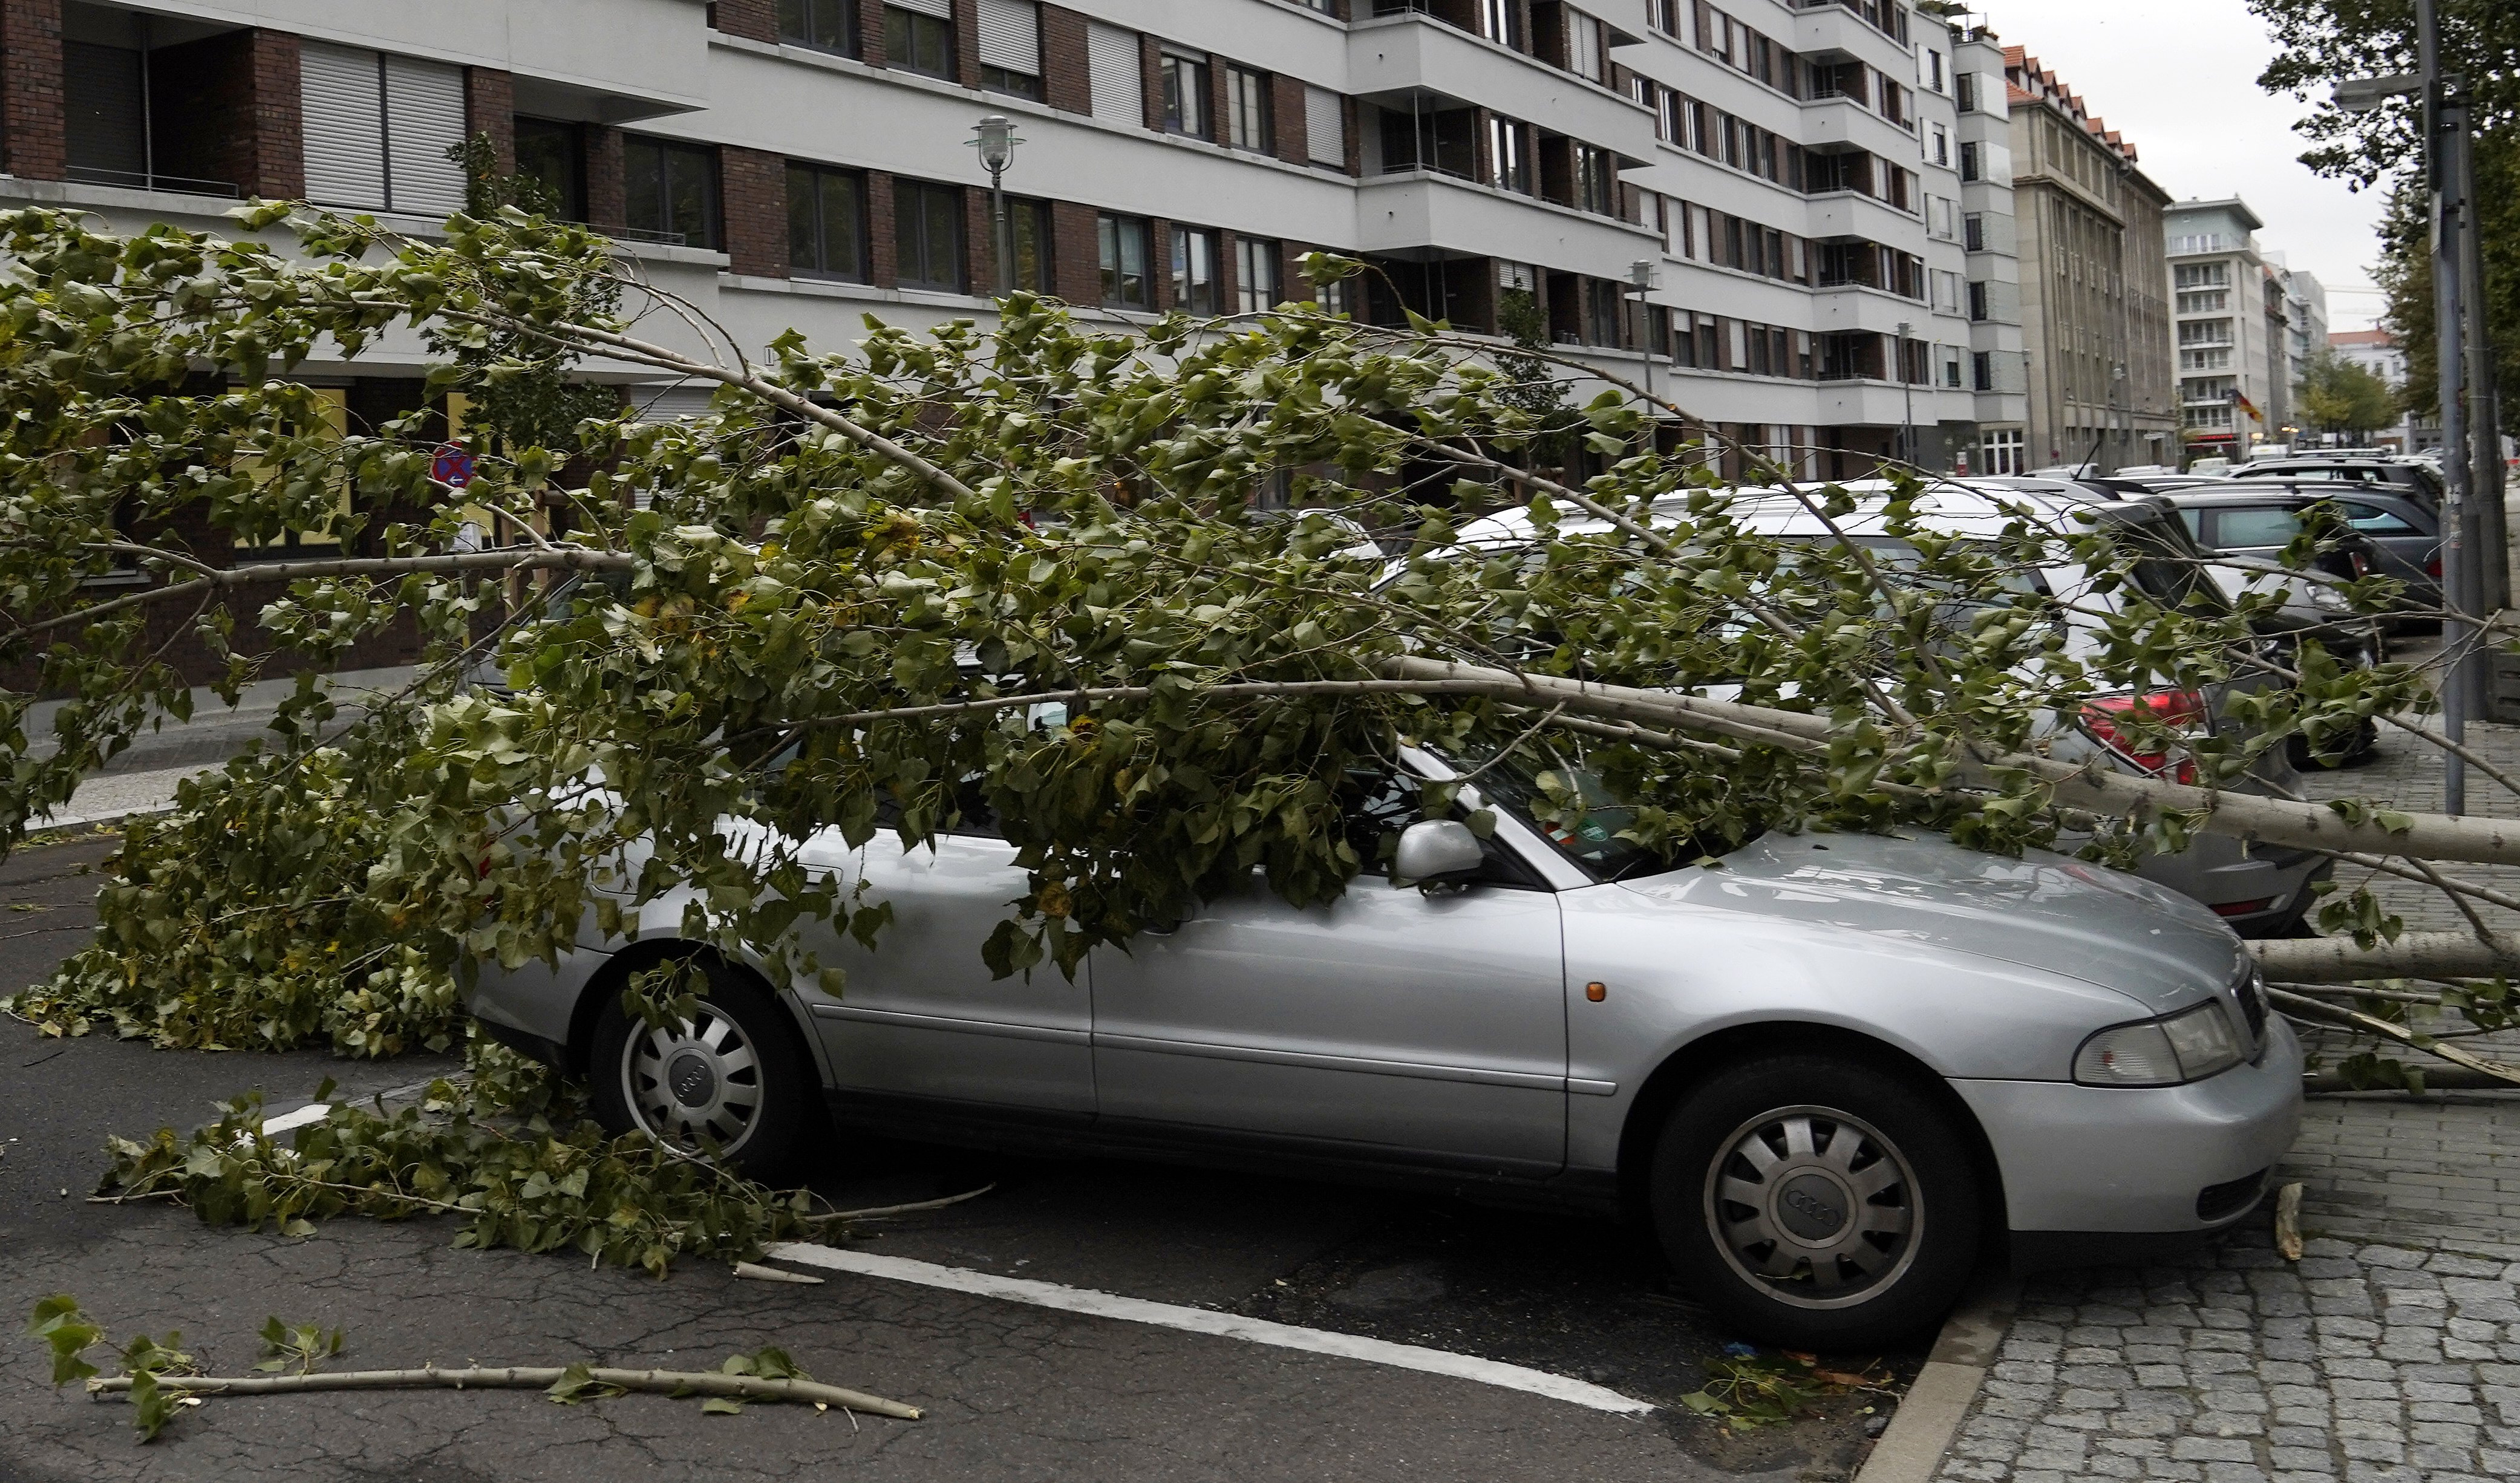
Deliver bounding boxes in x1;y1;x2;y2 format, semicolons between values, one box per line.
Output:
1394;819;1485;885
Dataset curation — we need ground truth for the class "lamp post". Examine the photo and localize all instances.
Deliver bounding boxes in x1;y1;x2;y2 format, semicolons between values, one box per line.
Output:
1895;320;1916;469
2337;0;2490;810
967;114;1022;295
1627;258;1660;446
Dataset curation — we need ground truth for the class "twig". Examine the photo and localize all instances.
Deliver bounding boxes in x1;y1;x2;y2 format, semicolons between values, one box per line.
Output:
2265;985;2520;1088
805;1182;997;1223
85;1364;921;1420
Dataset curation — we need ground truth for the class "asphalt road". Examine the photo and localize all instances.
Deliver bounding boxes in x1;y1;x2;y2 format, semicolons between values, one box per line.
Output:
0;835;1906;1481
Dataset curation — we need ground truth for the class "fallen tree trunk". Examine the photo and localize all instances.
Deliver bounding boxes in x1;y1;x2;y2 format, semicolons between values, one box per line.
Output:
2250;931;2520;983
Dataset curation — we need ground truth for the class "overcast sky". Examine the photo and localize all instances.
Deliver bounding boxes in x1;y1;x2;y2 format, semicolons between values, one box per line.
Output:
1973;0;2392;331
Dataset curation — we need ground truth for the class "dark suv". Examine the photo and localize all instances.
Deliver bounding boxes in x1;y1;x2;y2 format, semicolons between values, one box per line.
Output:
2226;457;2444;509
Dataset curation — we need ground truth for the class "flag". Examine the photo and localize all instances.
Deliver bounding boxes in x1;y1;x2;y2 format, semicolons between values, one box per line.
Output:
2227;389;2264;424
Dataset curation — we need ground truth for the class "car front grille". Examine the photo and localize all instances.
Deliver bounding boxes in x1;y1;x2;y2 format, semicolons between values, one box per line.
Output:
2233;964;2270;1047
2196;1167;2271;1222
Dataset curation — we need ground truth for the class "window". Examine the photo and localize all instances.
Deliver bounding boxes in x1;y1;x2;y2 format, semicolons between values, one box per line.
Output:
1098;213;1152;307
2177;290;2229;313
1925;49;1945;93
623;135;720;248
1478;0;1523;45
977;0;1042;98
786;161;867;280
884;2;954;80
1170;225;1221;313
298;42;467;214
981;195;1052;294
1236;236;1281;313
1963;211;1983;252
1980;427;2023;475
893;178;964;292
1161;52;1212;137
778;0;855;54
1972;350;1992;391
1941;345;1962;388
1967;280;1988;321
2340;501;2417;535
1573;142;1615;215
1304;84;1347;168
1566;10;1604;82
1585;279;1619;347
1955;72;1978;112
1487;116;1533;194
514;117;586;221
1930;123;1948;167
1958;140;1980;181
1226;65;1272;152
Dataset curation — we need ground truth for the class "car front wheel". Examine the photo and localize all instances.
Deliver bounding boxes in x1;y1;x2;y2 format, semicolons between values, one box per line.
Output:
1649;1055;1981;1349
587;958;816;1183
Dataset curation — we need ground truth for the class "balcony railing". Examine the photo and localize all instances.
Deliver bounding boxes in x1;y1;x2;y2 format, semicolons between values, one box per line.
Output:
65;166;238;197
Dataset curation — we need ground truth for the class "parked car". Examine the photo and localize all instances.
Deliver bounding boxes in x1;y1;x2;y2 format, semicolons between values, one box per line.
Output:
467;736;2302;1349
2168;487;2441;621
2227;457;2444;509
1427;481;2333;938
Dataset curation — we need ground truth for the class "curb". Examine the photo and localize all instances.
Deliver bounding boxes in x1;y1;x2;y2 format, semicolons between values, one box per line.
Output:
1852;1275;2019;1483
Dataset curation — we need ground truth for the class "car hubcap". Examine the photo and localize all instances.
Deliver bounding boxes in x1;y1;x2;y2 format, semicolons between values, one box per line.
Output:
1703;1106;1921;1310
624;1006;761;1158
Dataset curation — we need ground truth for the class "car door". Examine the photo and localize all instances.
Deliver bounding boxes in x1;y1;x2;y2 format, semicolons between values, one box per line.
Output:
794;812;1095;1116
1086;772;1568;1176
2335;494;2438;593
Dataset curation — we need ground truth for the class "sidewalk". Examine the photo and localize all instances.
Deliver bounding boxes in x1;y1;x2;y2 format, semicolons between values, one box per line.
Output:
1923;709;2520;1483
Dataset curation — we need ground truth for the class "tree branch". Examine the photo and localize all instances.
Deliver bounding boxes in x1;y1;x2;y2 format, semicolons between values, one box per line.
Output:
87;1364;920;1420
12;548;631;639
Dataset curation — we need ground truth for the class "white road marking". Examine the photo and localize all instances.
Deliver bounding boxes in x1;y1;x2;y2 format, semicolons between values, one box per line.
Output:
762;1243;1656;1416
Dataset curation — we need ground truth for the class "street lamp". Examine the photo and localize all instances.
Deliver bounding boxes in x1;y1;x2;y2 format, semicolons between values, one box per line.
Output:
1894;320;1916;470
967;114;1023;295
1627;258;1660;441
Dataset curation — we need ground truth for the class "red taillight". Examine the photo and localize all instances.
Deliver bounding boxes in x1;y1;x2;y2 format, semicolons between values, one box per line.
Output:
2081;690;2206;785
2427;556;2443;579
2212;898;2276;919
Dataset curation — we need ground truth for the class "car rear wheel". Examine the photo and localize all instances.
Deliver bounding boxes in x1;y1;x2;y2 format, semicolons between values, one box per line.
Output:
1649;1055;1981;1349
587;958;816;1183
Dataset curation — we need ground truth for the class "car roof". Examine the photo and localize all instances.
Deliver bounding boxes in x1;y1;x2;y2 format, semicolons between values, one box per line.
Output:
2165;484;2407;505
1443;478;2165;550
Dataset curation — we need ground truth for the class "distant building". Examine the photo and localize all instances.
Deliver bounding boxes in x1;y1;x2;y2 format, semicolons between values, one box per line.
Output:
2164;198;2289;464
1951;18;2027;474
2001;45;2176;473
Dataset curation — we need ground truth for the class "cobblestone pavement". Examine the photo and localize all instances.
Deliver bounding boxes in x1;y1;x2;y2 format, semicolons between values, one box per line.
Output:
1932;682;2520;1483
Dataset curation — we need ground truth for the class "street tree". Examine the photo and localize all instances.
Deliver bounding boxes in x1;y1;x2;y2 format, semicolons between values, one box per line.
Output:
2294;347;2401;439
0;200;2513;1104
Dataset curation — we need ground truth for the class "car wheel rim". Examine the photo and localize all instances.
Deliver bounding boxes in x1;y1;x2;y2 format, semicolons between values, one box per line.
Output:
1702;1104;1921;1311
622;1006;762;1160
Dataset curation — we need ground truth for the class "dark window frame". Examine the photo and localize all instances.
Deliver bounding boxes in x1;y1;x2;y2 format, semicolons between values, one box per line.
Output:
1161;51;1213;138
1098;212;1154;308
622;135;722;249
893;177;966;293
777;0;858;55
786;160;869;282
884;4;955;79
1170;223;1222;315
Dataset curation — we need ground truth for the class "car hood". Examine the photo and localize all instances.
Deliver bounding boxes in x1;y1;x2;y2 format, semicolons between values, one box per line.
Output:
1617;829;2247;1013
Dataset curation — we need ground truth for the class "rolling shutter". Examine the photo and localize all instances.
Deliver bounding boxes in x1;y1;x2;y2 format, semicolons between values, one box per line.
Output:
64;43;146;177
976;0;1040;73
384;56;467;216
1088;22;1141;126
1304;84;1343;166
890;0;950;14
300;41;387;209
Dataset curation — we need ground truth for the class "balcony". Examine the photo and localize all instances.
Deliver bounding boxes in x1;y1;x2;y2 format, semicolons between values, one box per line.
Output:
1790;2;1914;71
1804;189;1920;244
249;0;709;120
1798;97;1922;158
1353;170;1659;275
1347;14;1656;162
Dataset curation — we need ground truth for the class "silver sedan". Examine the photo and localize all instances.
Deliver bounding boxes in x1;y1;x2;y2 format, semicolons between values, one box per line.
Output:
465;747;2302;1348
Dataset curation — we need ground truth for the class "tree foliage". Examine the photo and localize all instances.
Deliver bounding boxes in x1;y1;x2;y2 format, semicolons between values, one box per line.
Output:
0;200;2505;1098
2295;346;2401;437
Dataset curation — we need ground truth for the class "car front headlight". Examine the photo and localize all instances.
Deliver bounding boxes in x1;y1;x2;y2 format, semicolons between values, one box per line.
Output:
2074;1000;2247;1086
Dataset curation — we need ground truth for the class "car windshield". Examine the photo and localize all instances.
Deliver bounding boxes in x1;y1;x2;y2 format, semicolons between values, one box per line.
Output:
1449;739;1750;881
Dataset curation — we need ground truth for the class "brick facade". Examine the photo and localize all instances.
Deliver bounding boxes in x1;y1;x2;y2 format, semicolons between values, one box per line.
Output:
1270;71;1306;165
584;126;627;229
865;171;898;288
1041;5;1089;114
951;0;981;90
720;145;789;278
1050;199;1099;306
146;28;302;200
711;0;779;43
1;0;64;181
464;67;515;177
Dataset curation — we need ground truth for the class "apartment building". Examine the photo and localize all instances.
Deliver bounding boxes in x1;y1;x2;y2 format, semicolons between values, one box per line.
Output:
2;0;1988;486
2164;197;2288;464
2000;44;2174;473
1948;18;2025;474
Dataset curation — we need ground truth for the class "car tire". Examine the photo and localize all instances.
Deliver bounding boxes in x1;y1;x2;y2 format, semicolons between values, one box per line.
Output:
1648;1054;1982;1350
587;957;817;1184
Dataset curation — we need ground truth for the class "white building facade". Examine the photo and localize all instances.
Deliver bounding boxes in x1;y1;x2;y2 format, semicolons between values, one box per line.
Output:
2164;197;2288;463
5;0;2001;483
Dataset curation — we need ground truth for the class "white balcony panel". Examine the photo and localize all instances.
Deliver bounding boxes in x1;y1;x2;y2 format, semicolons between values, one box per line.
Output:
1347;16;1657;161
1808;285;1934;336
1354;174;1661;278
1789;5;1916;73
1803;190;1923;245
164;0;710;118
1814;380;1934;426
1797;97;1921;159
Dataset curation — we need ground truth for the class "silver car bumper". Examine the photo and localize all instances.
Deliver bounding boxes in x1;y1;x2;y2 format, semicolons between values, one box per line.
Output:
1951;1015;2303;1235
464;944;615;1056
